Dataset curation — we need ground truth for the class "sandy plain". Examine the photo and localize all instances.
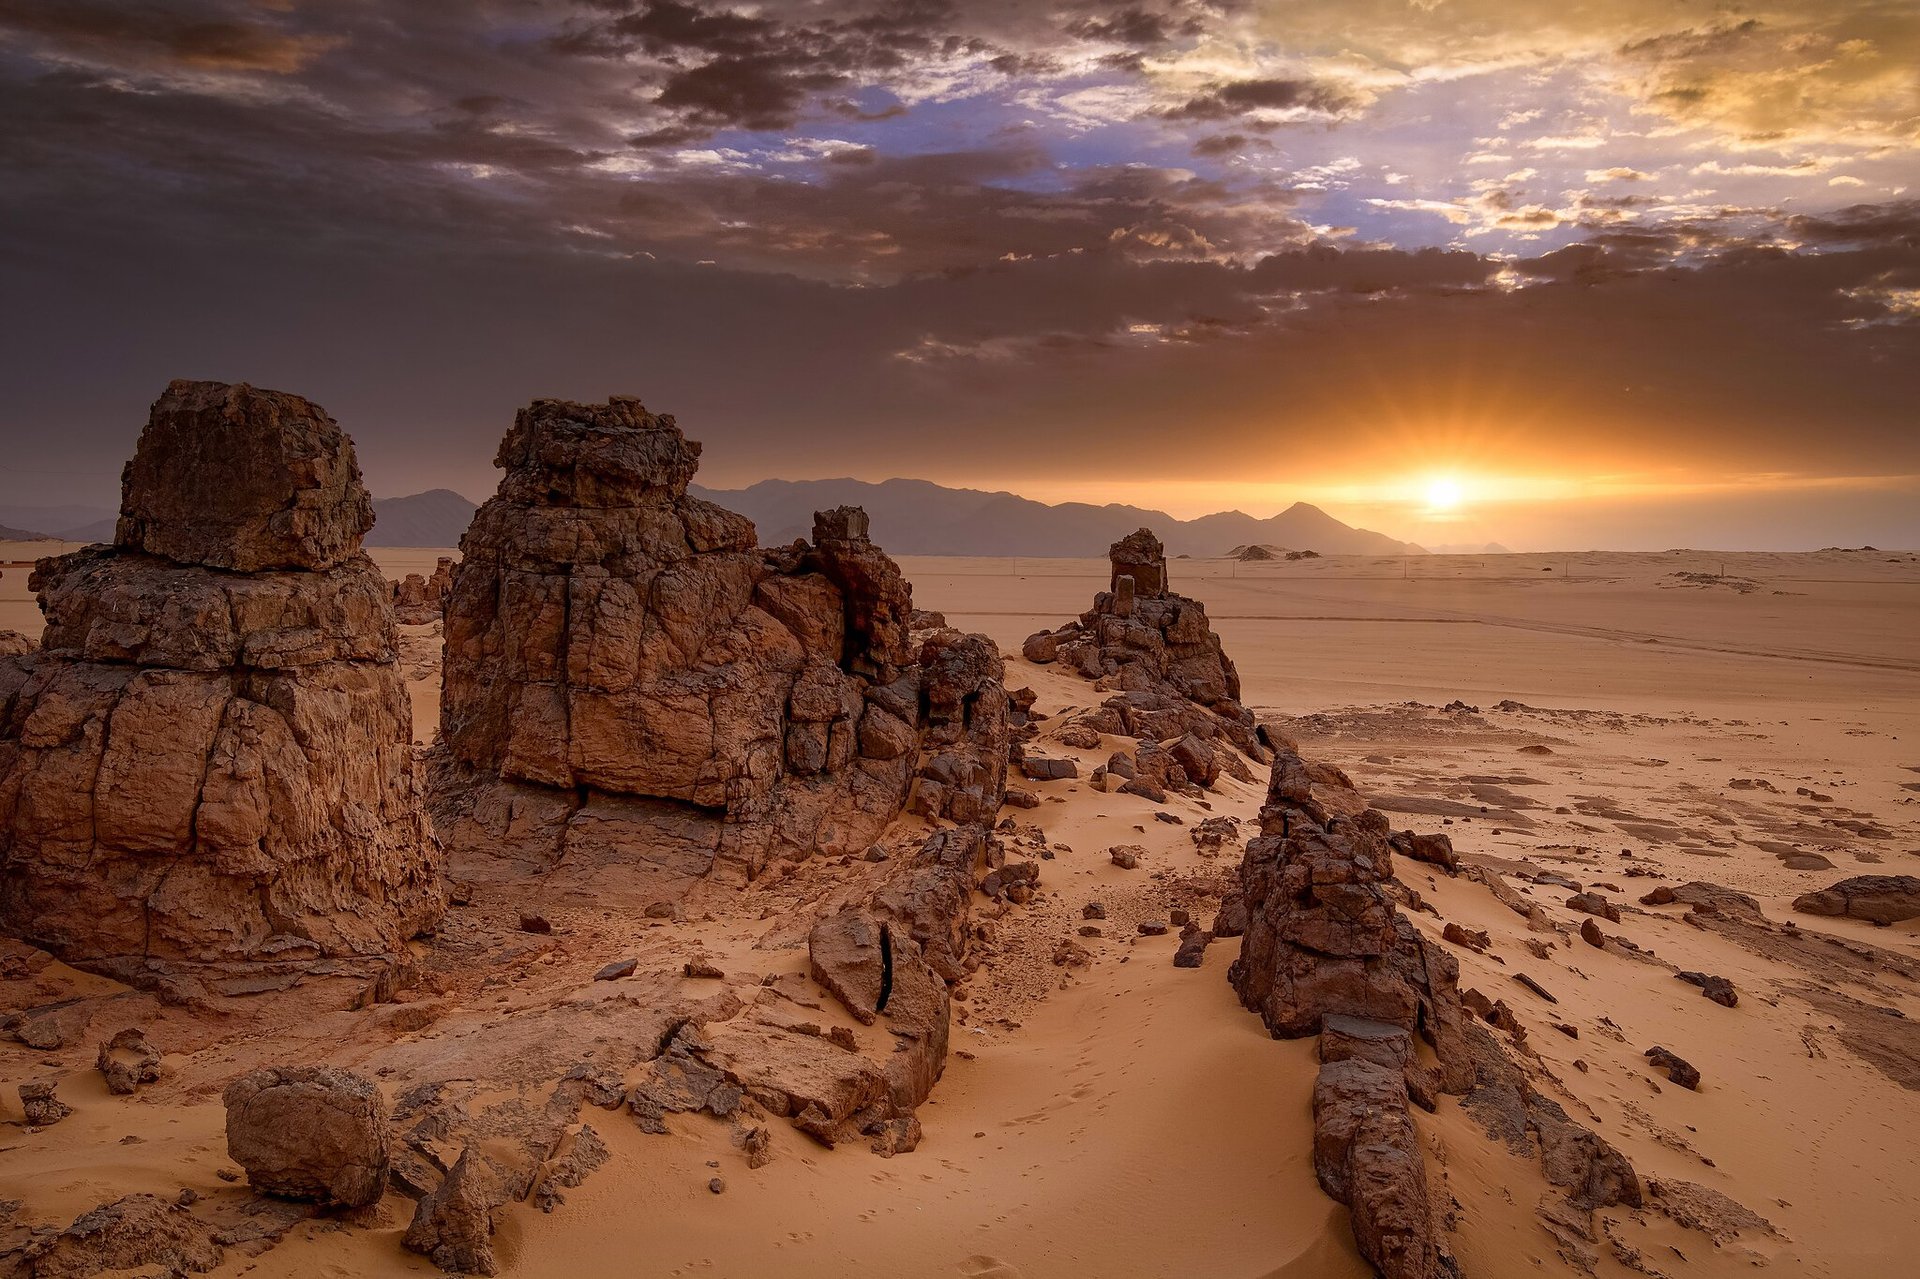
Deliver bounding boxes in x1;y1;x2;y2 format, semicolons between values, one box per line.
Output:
3;542;1918;1278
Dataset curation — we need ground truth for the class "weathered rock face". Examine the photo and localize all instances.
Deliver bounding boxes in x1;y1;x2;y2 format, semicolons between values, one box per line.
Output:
0;380;444;990
116;380;374;574
436;397;1006;882
1313;1057;1437;1279
1022;527;1268;779
224;1065;392;1208
1229;755;1468;1072
1792;874;1920;925
393;557;455;625
1228;747;1644;1267
1226;747;1481;1279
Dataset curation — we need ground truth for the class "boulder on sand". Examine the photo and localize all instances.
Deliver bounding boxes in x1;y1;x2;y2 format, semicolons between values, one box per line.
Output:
224;1065;392;1208
1792;875;1920;925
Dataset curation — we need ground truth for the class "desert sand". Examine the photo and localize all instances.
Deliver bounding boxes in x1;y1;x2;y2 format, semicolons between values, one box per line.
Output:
4;540;1918;1277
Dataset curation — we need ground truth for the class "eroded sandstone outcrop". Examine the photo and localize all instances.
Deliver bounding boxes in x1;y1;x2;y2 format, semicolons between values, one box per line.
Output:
434;397;1007;886
1228;741;1645;1277
1792;874;1920;925
392;558;455;625
0;380;443;992
617;823;988;1162
1022;528;1268;792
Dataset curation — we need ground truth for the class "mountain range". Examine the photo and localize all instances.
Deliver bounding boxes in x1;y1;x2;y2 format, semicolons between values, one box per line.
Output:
688;478;1423;558
1;481;1423;557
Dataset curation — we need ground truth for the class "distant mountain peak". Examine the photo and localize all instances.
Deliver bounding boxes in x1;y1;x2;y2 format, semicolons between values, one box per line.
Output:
688;477;1422;558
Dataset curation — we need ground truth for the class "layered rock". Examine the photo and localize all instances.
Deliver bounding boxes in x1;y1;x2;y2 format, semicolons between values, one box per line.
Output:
435;397;1007;884
1022;527;1267;787
0;381;444;990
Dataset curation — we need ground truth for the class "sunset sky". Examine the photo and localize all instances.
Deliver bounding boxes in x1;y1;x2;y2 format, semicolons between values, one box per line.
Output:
1;0;1916;549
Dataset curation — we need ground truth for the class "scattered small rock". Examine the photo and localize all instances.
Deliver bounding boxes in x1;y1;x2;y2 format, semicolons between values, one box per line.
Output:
1676;972;1737;1008
1646;1046;1701;1090
97;1028;161;1095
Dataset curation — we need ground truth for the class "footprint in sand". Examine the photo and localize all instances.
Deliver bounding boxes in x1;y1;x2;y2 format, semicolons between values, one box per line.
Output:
958;1257;1025;1278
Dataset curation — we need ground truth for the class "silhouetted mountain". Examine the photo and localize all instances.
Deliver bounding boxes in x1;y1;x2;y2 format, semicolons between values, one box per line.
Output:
1427;542;1513;554
689;477;1423;557
0;504;116;543
0;523;56;541
365;489;479;548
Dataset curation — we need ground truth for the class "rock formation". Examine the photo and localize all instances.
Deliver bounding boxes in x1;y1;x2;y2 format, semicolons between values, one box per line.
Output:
1229;752;1470;1064
434;396;1007;885
1792;874;1920;925
392;557;455;625
0;380;444;992
1228;739;1644;1277
1021;527;1268;791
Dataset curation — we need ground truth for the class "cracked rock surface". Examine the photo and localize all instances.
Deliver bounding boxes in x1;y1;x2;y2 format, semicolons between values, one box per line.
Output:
0;380;444;991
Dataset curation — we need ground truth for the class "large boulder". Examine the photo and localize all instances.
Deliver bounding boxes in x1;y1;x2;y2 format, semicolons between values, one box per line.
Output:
1792;875;1920;925
115;380;374;573
223;1065;391;1208
0;381;443;989
435;397;1005;883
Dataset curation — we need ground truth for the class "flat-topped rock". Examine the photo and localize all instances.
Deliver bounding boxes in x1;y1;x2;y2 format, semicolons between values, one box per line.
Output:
115;380;374;572
1793;875;1920;925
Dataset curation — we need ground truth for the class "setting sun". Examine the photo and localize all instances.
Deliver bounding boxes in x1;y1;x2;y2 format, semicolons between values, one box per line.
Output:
1424;477;1464;511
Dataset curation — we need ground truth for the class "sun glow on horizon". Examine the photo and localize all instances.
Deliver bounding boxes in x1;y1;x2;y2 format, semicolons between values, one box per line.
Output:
1424;476;1465;512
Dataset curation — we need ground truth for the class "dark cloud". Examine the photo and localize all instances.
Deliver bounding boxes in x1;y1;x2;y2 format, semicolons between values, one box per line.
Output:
0;0;334;72
1163;76;1361;123
1785;201;1920;249
0;0;1914;548
1066;5;1205;48
1192;132;1260;156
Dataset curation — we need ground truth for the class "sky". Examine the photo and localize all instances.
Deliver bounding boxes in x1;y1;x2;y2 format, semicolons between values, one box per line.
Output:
0;0;1916;550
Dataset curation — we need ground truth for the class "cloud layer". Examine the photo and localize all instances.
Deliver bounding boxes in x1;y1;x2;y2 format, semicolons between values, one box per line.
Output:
0;0;1915;546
